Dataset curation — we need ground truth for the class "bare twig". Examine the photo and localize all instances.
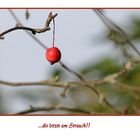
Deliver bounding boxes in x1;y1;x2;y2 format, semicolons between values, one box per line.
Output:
103;59;136;83
0;59;139;114
57;60;108;109
6;9;140;114
0;79;68;88
0;26;38;37
94;9;140;56
115;81;140;93
0;59;138;88
60;85;70;97
9;10;86;82
9;9;48;50
59;61;85;81
0;78;140;94
16;105;91;114
0;11;58;39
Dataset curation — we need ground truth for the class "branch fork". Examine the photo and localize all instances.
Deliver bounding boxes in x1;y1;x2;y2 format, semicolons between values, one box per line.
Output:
0;12;58;39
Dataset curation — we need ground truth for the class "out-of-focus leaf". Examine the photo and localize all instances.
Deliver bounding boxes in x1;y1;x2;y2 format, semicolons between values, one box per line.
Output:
91;104;115;114
134;99;140;107
129;18;140;40
81;58;121;77
51;68;64;79
99;83;135;114
94;58;121;75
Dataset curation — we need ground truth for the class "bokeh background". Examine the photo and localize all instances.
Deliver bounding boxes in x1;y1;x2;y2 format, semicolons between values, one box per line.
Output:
0;9;140;114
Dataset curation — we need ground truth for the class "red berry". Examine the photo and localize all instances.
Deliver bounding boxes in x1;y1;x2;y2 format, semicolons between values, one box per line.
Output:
45;47;61;65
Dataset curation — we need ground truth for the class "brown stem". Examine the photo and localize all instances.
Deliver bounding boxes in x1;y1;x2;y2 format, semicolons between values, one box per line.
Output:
16;106;91;114
59;61;85;81
0;80;68;88
8;9;121;114
0;26;37;37
8;10;57;50
0;12;58;38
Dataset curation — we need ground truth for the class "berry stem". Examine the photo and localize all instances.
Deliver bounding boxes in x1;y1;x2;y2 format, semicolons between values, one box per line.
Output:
52;18;55;47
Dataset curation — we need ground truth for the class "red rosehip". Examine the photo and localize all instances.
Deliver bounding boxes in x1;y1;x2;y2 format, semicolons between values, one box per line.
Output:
45;47;61;65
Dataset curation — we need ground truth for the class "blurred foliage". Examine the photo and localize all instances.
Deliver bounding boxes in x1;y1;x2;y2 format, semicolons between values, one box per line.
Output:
130;17;140;40
120;64;140;86
80;56;140;114
81;58;121;78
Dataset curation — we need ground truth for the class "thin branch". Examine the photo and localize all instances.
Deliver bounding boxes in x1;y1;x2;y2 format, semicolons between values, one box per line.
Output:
9;10;86;83
59;61;85;81
16;106;91;114
103;58;140;84
94;9;112;30
1;78;140;94
0;26;37;37
59;62;116;112
45;12;58;28
0;79;104;89
0;80;68;88
1;59;139;89
7;9;139;114
9;9;48;50
94;9;140;57
60;85;70;97
0;60;138;89
127;40;140;56
94;9;123;32
103;59;136;83
115;81;140;93
1;59;139;114
0;59;139;114
0;62;138;114
0;11;58;39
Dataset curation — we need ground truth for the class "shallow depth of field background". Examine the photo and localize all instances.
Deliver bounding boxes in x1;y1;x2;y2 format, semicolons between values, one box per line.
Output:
0;9;140;114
